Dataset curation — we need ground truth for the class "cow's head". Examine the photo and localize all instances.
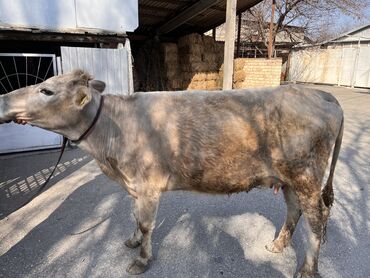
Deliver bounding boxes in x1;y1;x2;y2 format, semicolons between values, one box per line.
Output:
0;70;105;140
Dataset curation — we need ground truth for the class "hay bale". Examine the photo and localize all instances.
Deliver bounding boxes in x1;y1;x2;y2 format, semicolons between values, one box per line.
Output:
186;80;207;90
182;72;194;82
205;80;220;90
161;43;179;63
202;35;216;52
234;59;247;71
215;42;224;54
178;33;203;47
206;72;219;81
163;53;178;64
203;52;217;64
192;73;207;82
163;63;179;72
180;53;202;63
233;70;246;82
180;62;207;72
168;79;183;90
179;45;204;56
233;82;245;89
161;43;178;55
182;72;207;83
162;61;179;79
207;62;220;72
164;68;179;79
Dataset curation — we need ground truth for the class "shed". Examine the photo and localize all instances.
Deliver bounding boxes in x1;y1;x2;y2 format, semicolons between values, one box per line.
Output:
287;24;370;88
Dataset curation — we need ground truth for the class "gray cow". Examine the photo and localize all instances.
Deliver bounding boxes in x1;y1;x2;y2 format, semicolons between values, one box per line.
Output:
0;70;343;277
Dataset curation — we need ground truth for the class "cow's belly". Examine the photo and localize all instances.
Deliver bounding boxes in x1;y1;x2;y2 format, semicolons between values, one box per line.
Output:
168;161;277;194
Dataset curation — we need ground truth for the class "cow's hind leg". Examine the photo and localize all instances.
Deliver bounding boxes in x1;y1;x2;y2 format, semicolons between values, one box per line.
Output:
126;191;160;275
294;190;325;278
125;199;143;249
266;186;301;253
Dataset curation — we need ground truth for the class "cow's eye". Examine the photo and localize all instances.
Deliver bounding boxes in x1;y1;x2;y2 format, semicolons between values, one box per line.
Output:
40;89;54;96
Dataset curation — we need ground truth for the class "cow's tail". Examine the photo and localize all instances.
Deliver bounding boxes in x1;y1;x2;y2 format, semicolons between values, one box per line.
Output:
322;116;344;208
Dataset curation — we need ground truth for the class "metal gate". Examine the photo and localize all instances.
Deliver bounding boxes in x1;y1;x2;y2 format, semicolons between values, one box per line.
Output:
0;53;62;154
288;46;370;88
61;46;131;94
0;46;132;154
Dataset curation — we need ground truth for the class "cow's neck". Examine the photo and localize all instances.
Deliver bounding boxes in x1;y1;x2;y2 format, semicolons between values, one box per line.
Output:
77;94;128;162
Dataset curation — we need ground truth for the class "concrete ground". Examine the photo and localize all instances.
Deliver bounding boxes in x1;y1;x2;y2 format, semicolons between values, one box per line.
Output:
0;85;369;278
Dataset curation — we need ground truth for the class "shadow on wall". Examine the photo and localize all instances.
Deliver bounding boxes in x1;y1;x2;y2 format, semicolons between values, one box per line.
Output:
0;149;92;219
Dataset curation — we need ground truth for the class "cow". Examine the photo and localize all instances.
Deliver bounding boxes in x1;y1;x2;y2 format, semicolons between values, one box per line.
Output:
0;70;343;277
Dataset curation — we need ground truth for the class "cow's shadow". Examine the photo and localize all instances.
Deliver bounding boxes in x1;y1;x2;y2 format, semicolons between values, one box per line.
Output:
150;189;302;278
0;145;367;277
0;171;300;278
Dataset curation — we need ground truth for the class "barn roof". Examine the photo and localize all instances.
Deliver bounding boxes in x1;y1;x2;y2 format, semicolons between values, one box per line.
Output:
0;23;127;43
326;23;370;43
135;0;263;38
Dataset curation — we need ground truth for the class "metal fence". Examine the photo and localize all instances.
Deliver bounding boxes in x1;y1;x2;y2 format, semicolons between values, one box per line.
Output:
0;53;62;153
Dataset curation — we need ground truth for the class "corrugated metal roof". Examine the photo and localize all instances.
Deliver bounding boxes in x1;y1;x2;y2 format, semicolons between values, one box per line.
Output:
136;0;263;37
294;23;370;49
328;23;370;43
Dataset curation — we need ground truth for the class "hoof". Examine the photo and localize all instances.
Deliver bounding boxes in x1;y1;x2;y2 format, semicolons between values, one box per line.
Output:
126;258;150;275
294;270;321;278
265;240;284;253
125;238;142;249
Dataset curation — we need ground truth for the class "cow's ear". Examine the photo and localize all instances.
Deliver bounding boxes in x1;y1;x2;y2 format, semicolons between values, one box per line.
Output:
74;87;92;109
89;80;105;93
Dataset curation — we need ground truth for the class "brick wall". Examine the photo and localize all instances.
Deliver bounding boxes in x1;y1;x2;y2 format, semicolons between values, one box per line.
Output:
232;58;282;89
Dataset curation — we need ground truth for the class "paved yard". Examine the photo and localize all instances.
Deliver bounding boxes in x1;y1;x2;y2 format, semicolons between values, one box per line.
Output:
0;85;369;278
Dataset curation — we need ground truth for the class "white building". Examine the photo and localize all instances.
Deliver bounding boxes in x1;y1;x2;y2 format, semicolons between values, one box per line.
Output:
288;23;370;88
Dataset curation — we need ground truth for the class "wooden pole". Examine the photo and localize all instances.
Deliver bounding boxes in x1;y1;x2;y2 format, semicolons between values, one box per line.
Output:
236;12;242;58
212;28;216;40
268;0;276;59
222;0;237;90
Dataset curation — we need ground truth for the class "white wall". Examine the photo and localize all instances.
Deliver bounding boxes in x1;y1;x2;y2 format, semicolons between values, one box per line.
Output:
0;0;138;32
288;46;370;88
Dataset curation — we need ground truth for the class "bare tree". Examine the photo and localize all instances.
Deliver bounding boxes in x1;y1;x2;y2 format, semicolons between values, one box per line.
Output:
246;0;370;52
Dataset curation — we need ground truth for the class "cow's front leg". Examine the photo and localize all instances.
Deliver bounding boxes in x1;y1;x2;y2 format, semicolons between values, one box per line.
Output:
126;191;160;275
125;199;143;249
